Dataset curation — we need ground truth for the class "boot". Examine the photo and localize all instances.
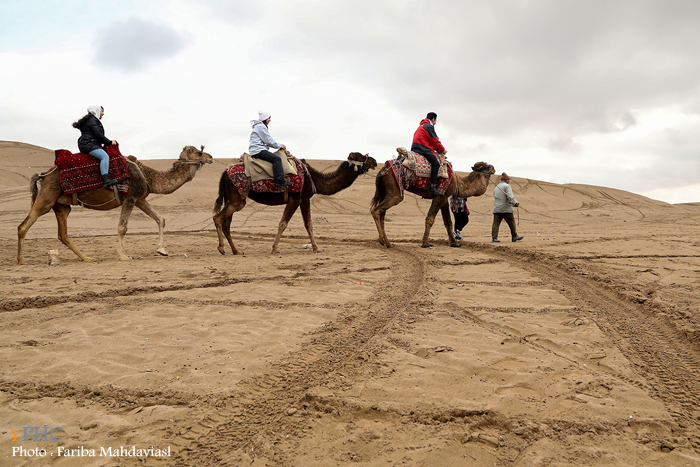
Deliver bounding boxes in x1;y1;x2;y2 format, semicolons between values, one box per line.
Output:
428;183;442;196
102;174;117;187
276;179;293;187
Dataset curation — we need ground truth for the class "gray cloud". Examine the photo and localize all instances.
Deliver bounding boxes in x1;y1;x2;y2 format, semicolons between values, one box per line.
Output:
93;18;188;71
237;0;700;142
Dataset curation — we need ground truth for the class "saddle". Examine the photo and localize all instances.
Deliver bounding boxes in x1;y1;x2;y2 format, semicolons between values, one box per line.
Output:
397;147;449;179
54;145;129;195
243;149;298;183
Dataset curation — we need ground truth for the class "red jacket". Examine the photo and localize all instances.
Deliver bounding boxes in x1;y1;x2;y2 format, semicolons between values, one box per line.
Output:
411;118;445;156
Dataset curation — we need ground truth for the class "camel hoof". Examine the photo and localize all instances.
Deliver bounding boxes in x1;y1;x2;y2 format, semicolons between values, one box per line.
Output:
118;255;132;261
156;248;168;256
234;251;244;256
421;244;433;249
450;243;462;248
217;246;226;255
82;257;95;262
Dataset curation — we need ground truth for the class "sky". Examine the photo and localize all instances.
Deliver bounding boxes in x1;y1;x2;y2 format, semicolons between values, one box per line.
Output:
2;0;700;203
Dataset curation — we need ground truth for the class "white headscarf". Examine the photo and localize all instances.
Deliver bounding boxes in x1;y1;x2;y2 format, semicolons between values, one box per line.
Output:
87;105;102;118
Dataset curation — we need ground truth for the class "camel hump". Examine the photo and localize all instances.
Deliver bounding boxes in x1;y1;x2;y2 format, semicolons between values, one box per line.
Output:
127;155;138;162
396;147;408;156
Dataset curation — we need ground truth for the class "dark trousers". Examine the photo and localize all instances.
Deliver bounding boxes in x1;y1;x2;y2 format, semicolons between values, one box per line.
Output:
454;211;469;231
412;147;440;185
251;150;285;183
492;212;517;239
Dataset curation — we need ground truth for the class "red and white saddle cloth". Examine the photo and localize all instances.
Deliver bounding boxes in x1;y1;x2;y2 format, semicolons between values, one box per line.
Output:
54;145;129;194
225;158;306;196
383;159;453;195
398;148;449;179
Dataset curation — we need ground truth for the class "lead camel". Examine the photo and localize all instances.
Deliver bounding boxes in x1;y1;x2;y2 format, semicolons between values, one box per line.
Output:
370;161;495;248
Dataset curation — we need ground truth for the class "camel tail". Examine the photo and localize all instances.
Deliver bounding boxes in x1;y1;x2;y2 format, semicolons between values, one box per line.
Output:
29;173;42;206
369;169;386;211
213;171;228;215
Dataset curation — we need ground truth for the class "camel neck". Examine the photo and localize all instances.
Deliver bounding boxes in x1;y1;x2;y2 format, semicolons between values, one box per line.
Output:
456;172;490;198
144;161;199;195
306;161;360;196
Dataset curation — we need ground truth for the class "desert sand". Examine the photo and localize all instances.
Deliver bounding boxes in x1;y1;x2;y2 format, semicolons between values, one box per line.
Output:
1;140;700;466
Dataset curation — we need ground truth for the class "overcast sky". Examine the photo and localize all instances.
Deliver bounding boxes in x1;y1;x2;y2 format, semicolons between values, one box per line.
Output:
2;0;700;203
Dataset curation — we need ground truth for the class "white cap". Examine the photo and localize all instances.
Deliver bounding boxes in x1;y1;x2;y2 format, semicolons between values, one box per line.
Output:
258;110;271;121
87;105;102;118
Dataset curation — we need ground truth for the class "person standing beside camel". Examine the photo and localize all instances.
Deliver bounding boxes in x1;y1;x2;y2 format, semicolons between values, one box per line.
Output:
411;111;446;197
492;172;523;243
73;105;118;187
249;110;292;188
450;193;469;240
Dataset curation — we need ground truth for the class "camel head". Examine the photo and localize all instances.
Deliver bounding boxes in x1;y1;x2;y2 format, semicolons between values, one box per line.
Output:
347;152;378;174
178;145;214;168
471;161;495;177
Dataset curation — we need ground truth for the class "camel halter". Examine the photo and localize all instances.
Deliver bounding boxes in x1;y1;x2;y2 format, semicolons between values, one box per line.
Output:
178;146;209;168
348;154;370;171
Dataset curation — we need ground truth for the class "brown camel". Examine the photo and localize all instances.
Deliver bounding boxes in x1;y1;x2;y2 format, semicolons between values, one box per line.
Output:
213;152;377;255
370;160;495;248
17;145;213;264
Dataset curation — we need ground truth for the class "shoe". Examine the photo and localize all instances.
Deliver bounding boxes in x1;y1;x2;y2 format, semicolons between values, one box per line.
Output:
512;235;524;242
276;180;293;187
428;184;442;196
102;174;117;187
492;238;500;243
454;230;462;240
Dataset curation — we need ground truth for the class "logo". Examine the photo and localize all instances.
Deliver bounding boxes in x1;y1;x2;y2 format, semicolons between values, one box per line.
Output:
8;426;65;443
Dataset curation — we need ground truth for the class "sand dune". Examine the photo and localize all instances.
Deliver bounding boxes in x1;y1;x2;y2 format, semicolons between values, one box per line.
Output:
1;141;700;466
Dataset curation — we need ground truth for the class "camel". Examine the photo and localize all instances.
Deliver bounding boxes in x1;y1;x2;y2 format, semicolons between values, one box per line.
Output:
370;160;495;248
17;145;213;264
213;152;377;255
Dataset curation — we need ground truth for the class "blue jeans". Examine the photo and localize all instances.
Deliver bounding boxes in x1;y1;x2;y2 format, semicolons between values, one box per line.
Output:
89;148;110;175
251;150;285;183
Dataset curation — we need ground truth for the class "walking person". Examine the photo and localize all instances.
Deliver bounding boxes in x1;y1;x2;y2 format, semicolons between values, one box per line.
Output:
411;112;446;196
249;110;292;187
73;105;118;187
450;193;469;240
492;172;523;243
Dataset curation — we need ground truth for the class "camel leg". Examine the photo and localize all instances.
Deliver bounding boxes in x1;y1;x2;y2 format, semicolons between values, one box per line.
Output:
53;203;95;261
370;193;402;248
420;198;446;248
300;198;319;252
213;198;245;255
136;199;168;256
441;204;460;247
117;198;136;260
17;199;55;265
271;199;301;254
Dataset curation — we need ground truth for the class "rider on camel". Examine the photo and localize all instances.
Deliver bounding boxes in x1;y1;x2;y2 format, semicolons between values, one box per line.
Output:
411;111;446;196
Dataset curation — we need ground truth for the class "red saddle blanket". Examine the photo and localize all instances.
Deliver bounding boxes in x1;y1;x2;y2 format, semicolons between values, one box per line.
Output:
225;158;305;195
386;159;453;194
54;146;129;194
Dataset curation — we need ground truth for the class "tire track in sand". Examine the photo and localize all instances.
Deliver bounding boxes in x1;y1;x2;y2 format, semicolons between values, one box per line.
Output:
468;243;700;450
168;245;427;466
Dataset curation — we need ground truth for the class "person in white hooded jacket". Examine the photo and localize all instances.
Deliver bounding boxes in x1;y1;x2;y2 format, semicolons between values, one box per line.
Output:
249;111;292;187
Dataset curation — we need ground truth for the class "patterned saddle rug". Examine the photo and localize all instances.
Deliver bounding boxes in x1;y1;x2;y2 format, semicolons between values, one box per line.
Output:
384;159;453;195
226;158;306;195
397;147;449;179
54;145;129;194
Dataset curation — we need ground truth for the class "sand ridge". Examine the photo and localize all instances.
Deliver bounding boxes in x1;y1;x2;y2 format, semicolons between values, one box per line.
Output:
1;141;700;466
